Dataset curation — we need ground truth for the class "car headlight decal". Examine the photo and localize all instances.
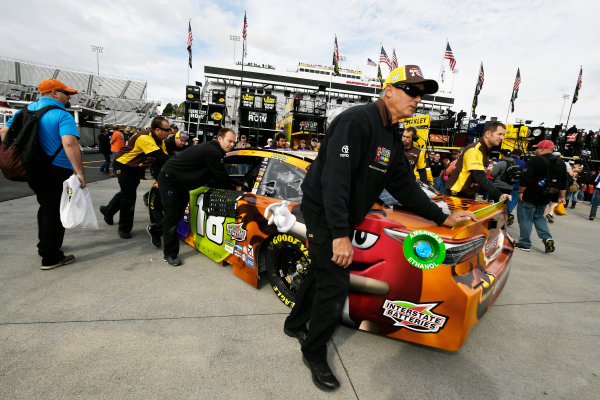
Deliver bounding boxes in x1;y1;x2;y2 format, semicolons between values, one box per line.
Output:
351;230;379;249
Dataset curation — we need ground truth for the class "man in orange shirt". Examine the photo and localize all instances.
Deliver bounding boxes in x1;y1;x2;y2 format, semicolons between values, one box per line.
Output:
110;125;125;175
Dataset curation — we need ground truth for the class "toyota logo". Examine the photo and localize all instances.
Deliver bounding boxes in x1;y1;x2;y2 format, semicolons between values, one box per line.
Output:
341;145;349;153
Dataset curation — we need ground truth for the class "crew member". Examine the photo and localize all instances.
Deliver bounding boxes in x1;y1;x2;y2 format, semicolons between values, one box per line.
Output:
283;65;476;391
402;126;430;183
100;117;170;238
445;122;511;202
164;131;190;155
148;127;238;266
275;133;287;148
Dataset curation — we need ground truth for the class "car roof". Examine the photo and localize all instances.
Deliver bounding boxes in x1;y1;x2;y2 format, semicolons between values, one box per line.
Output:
228;148;318;162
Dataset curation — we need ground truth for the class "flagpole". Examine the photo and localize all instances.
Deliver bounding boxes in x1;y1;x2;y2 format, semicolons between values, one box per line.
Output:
565;100;574;129
239;12;247;132
450;70;456;94
438;40;446;92
565;65;582;129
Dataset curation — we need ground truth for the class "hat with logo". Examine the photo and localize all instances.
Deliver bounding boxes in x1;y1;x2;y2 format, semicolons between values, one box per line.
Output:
532;140;555;150
38;79;78;95
382;65;438;94
176;131;189;140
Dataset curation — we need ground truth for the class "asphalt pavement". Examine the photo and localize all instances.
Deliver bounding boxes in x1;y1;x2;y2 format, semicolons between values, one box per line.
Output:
0;176;598;399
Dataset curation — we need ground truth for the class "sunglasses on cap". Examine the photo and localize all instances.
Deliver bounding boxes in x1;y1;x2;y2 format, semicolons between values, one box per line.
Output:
393;84;424;98
56;89;72;96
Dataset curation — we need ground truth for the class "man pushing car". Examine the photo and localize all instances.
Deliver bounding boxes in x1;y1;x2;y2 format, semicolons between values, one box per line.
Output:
283;65;477;391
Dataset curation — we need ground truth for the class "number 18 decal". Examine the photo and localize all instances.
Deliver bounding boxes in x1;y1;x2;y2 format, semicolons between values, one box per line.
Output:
196;193;225;245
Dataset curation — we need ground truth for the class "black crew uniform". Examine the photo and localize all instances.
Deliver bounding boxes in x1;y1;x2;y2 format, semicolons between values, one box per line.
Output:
284;99;449;362
156;140;236;259
103;132;168;234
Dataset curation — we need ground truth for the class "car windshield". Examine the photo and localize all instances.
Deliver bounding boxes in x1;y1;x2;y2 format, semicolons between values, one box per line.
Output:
379;181;439;207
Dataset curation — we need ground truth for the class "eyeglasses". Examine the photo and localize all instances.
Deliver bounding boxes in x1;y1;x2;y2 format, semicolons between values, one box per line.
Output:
158;127;171;132
56;89;72;96
393;84;424;98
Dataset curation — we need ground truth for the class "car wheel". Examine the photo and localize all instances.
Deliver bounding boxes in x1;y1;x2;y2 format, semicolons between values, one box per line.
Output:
265;233;311;308
147;186;163;224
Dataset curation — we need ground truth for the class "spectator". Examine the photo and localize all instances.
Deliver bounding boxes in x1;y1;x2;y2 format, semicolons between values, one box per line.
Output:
446;122;511;202
100;117;170;239
110;125;125;175
170;124;180;138
515;140;567;253
456;109;466;129
402;127;429;183
234;134;249;149
588;172;600;220
297;139;308;150
491;149;523;225
0;78;86;269
275;133;286;148
98;127;112;174
123;126;132;142
147;128;238;266
310;138;319;150
429;152;445;193
283;64;476;391
565;164;581;208
264;138;273;148
545;151;570;223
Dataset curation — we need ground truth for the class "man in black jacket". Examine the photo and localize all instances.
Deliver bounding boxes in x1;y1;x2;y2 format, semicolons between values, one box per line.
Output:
149;127;238;266
283;65;476;391
515;140;567;252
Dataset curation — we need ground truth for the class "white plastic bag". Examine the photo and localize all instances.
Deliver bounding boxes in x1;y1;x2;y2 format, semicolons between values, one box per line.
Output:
59;175;99;229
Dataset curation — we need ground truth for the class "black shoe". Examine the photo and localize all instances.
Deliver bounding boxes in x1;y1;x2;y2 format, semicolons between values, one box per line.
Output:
514;242;530;251
507;213;514;226
543;239;555;253
100;206;114;225
590;217;595;221
163;255;182;266
41;255;75;270
570;203;576;209
147;225;161;248
302;356;340;391
545;214;554;223
284;326;308;346
118;230;132;239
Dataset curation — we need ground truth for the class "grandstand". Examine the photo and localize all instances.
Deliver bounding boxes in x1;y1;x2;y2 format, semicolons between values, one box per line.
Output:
0;57;160;146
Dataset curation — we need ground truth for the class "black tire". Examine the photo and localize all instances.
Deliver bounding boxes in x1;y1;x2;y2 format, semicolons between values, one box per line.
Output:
147;186;163;224
264;233;311;309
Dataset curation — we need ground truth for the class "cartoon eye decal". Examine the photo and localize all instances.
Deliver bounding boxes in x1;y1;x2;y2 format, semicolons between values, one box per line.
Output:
351;230;379;249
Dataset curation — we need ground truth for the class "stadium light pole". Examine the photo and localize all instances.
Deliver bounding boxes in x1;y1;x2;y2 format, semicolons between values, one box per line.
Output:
229;35;240;64
91;45;103;76
559;93;569;126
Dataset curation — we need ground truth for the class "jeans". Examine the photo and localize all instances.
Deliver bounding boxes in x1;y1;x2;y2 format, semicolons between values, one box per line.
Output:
433;176;445;194
590;188;600;219
517;201;552;247
28;164;73;265
507;188;519;213
100;152;111;172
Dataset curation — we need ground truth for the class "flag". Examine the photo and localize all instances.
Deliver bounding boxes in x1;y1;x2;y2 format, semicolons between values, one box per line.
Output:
510;68;521;113
332;35;340;76
391;48;398;69
377;64;383;85
472;62;484;118
187;20;193;68
242;11;248;57
367;58;376;67
572;66;582;104
380;46;392;71
440;65;445;84
444;41;456;71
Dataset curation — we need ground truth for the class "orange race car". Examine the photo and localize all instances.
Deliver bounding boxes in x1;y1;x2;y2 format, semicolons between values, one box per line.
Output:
147;148;514;351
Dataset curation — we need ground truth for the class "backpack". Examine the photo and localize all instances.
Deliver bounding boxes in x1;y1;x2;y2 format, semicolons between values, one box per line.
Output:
538;156;564;196
500;158;522;184
0;105;62;181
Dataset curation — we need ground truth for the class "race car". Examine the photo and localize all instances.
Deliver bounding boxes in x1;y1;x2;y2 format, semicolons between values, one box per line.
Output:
147;148;513;351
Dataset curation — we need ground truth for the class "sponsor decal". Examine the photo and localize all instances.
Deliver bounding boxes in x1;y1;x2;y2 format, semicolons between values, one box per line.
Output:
375;146;390;166
234;248;242;257
245;244;254;257
382;299;448;333
271;154;288;161
483;232;503;263
235;244;242;251
211;112;222;121
340;145;350;158
253;182;259;189
226;223;247;241
409;66;422;77
256;176;262;182
368;164;387;173
246;257;255;268
272;285;295;308
391;73;400;82
224;244;234;254
258;170;264;176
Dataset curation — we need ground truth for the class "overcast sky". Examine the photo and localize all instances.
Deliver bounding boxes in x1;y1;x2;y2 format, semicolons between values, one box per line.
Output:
2;0;598;129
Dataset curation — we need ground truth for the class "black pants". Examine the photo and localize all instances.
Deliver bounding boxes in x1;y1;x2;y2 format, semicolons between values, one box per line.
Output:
28;165;73;266
284;197;350;362
157;171;189;258
105;164;142;233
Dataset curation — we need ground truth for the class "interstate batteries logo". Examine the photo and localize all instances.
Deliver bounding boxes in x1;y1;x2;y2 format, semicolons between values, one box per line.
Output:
226;223;247;241
382;299;447;333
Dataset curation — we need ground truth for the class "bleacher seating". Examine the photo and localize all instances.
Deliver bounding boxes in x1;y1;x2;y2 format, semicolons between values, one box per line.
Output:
0;56;159;127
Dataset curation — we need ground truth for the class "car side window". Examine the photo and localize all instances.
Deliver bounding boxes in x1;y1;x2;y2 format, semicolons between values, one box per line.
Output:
224;156;262;189
258;158;305;202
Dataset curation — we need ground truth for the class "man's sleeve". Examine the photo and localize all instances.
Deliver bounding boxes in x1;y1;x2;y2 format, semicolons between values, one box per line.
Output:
320;117;365;238
463;147;485;172
58;111;79;138
386;160;448;225
471;170;502;201
206;148;236;189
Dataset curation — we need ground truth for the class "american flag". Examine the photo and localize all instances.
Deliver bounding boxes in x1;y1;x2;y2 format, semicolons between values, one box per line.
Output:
380;46;392;71
472;62;484;118
572;66;582;104
444;42;456;71
510;68;521;112
391;48;398;69
477;62;484;92
242;11;248;57
367;58;376;67
187;20;193;68
332;36;340;76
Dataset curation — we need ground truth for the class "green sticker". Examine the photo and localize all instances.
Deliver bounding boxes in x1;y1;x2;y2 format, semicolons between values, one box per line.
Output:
402;230;446;270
